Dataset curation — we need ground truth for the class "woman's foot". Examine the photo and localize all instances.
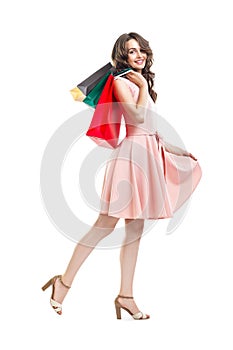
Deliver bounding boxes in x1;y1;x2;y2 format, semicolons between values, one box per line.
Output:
115;295;150;320
117;296;141;315
42;275;71;315
52;276;70;304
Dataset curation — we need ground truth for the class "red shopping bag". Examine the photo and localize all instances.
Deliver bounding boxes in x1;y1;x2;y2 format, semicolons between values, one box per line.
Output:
86;74;123;148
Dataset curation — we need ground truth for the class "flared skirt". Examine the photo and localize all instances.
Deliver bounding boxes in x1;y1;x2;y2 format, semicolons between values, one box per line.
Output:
99;133;202;219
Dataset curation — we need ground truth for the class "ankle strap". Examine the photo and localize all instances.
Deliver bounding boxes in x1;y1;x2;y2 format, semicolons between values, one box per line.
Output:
118;295;134;299
59;276;71;289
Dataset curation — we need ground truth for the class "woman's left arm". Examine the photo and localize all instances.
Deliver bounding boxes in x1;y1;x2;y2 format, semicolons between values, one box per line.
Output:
163;140;197;161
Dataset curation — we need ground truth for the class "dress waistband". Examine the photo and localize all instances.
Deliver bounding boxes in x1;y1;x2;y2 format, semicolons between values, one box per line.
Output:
126;131;159;138
127;133;156;136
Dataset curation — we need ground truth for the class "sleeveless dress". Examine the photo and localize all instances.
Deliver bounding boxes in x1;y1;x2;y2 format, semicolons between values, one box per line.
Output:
99;77;202;219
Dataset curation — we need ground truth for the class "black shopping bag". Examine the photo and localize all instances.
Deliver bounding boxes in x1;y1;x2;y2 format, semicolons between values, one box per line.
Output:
77;62;113;95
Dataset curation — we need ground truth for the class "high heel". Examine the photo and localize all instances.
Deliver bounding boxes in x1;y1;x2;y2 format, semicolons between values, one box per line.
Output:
42;275;71;315
114;295;150;320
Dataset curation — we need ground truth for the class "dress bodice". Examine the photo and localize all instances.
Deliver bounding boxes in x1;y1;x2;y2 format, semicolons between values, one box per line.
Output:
115;77;157;136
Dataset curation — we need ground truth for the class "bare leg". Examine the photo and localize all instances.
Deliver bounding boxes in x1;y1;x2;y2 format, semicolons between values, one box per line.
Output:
118;219;145;314
53;214;119;304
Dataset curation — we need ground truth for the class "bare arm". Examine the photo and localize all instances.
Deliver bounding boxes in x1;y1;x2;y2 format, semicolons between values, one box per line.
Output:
163;139;197;160
113;71;148;123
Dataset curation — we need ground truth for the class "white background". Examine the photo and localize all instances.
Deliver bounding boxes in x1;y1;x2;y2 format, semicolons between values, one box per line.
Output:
1;0;233;349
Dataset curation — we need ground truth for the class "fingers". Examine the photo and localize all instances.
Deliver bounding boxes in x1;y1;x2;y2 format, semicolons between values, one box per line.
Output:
189;153;197;161
183;152;197;161
126;71;147;88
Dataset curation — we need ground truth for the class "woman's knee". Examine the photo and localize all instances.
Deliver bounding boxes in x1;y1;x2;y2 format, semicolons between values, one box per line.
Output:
125;219;145;235
95;214;119;230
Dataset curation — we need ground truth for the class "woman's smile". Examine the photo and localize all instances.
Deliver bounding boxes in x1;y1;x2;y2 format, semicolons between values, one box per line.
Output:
134;59;145;65
126;38;147;72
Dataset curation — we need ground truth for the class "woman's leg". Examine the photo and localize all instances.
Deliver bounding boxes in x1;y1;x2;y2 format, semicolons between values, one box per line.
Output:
118;218;145;314
53;214;119;303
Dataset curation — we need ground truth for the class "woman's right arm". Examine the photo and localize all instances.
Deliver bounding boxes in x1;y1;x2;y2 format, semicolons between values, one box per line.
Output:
113;71;148;123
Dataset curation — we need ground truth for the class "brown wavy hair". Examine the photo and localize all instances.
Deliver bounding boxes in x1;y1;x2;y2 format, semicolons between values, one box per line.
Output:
111;32;157;103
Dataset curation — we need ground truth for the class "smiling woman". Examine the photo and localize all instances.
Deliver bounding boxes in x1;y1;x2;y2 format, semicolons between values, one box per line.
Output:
126;40;147;72
42;32;202;321
111;32;157;103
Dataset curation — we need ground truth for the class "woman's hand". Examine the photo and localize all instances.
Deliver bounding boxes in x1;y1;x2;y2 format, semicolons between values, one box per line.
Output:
126;71;148;88
165;143;197;161
185;152;197;161
180;149;197;160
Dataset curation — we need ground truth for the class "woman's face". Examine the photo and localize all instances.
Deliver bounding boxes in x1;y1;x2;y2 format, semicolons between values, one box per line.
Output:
126;39;147;73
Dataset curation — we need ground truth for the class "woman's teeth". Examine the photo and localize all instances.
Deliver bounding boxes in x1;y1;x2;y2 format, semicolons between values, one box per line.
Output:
135;60;144;64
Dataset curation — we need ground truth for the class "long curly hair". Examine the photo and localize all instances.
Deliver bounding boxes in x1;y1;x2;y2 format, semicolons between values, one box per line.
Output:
111;32;157;103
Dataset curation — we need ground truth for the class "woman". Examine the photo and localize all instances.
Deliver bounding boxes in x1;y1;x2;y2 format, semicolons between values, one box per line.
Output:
42;32;201;320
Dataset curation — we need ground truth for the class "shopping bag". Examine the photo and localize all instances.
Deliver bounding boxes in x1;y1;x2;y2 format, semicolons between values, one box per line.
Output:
70;63;131;107
86;74;123;148
70;62;113;102
77;62;113;95
83;67;132;108
70;86;86;101
83;71;112;108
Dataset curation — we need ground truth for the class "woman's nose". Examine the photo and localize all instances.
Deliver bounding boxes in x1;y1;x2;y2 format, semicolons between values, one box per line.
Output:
136;50;143;58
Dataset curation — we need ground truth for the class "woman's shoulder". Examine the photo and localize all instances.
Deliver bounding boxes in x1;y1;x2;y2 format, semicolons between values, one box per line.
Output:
114;76;139;95
114;76;136;86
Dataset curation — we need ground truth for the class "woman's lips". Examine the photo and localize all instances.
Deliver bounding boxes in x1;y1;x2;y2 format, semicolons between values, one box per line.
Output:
135;59;145;65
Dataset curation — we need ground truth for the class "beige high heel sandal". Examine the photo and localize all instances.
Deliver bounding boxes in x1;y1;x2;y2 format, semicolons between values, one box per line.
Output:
42;275;71;315
114;295;150;320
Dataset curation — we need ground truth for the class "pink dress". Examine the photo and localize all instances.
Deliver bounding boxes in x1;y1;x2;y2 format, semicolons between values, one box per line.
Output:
99;77;202;219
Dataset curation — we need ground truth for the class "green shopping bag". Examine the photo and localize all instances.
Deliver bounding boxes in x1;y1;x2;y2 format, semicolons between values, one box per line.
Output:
83;71;112;108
